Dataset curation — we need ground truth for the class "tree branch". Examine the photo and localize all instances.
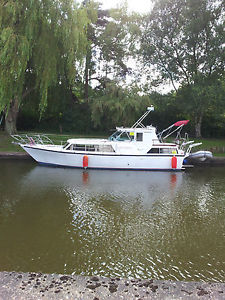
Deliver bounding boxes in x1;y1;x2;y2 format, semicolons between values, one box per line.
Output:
22;87;36;99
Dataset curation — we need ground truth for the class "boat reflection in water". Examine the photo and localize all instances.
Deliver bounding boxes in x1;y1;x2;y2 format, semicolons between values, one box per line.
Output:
21;166;183;207
1;161;225;282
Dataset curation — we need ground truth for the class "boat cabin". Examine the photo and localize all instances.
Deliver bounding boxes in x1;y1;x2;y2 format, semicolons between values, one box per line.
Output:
109;126;159;144
62;125;181;155
63;139;115;153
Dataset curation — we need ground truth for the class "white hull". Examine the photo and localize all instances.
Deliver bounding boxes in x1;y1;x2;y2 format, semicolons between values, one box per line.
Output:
22;145;185;171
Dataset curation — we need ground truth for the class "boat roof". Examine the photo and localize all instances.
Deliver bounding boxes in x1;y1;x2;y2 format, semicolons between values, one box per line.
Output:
116;126;155;132
67;138;109;145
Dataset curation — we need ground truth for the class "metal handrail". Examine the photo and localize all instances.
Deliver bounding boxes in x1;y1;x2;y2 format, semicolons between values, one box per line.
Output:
11;134;54;145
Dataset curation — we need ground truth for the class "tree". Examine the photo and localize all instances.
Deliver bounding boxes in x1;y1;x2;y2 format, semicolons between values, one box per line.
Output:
90;81;152;131
0;0;88;134
176;76;225;137
141;0;225;137
82;1;138;100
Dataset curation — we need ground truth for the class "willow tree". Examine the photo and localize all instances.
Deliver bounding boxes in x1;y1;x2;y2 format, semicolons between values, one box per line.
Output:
0;0;88;134
90;81;152;131
141;0;225;137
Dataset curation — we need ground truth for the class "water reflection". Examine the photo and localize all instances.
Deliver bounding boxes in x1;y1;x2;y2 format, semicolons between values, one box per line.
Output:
0;161;225;282
20;166;184;207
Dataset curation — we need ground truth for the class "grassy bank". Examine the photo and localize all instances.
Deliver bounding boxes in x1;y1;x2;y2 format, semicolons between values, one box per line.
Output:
194;138;225;156
0;132;22;152
0;131;225;156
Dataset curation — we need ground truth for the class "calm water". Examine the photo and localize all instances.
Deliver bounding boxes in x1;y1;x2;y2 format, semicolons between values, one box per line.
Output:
0;160;225;282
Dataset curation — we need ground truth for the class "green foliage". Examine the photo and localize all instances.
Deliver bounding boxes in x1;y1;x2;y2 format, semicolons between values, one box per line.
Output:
82;1;141;99
141;0;224;86
0;0;88;114
1;0;224;138
90;82;152;131
140;0;225;136
17;81;93;134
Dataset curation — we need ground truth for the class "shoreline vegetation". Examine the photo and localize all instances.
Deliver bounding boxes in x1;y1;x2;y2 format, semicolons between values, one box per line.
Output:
0;0;224;140
0;131;225;157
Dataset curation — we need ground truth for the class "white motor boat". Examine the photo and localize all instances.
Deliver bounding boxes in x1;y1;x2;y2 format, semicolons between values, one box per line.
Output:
12;106;209;171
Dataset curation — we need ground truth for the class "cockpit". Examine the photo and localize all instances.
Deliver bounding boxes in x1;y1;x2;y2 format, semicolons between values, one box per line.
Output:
108;130;135;141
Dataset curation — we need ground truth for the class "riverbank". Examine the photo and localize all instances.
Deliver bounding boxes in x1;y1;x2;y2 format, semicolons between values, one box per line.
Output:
0;271;225;299
0;152;31;160
186;156;225;166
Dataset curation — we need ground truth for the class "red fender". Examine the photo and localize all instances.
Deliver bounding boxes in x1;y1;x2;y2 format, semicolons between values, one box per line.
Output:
171;156;177;169
83;155;88;169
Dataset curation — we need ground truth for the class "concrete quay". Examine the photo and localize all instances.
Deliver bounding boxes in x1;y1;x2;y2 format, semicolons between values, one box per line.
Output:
0;272;225;300
186;156;225;166
0;152;31;160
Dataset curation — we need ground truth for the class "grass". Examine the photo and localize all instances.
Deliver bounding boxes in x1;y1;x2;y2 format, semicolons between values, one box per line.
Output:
194;138;225;154
214;153;225;157
0;130;224;155
0;131;22;152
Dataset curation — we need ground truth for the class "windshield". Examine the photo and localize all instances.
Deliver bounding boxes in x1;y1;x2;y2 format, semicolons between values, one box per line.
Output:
63;142;70;149
108;131;134;141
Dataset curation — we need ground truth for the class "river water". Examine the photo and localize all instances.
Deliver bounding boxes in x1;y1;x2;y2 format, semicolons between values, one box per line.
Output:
0;160;225;282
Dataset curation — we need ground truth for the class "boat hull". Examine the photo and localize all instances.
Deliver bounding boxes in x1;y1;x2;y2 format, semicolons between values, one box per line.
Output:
22;145;185;171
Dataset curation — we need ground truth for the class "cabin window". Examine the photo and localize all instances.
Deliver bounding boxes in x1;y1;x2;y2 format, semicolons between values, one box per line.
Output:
171;149;177;154
160;148;170;154
99;145;115;152
119;132;130;140
70;144;114;153
160;148;177;154
63;142;70;149
109;131;134;141
148;148;159;153
129;132;134;140
72;144;98;152
73;144;86;151
109;131;120;141
136;133;143;141
86;145;95;151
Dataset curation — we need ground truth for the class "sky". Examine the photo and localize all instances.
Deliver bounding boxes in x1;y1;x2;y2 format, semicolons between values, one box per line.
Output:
99;0;153;14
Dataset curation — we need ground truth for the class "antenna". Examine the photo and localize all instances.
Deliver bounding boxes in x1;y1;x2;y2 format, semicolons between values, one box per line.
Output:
132;106;154;128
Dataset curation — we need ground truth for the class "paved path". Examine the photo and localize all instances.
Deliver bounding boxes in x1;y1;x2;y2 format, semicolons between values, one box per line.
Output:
0;272;225;299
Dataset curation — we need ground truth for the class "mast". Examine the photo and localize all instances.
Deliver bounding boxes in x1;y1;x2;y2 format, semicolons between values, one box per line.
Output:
132;106;154;128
